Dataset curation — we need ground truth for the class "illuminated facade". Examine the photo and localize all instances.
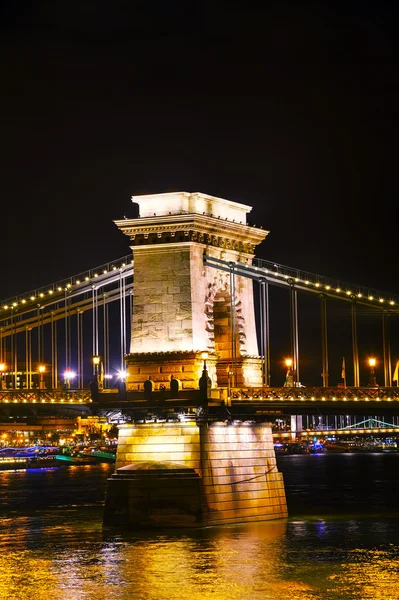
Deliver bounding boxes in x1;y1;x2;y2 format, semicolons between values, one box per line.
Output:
103;193;288;528
115;192;268;391
104;420;287;527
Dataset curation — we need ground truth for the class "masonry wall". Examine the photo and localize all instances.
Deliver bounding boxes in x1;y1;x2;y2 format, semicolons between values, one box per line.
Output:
127;242;262;389
116;422;201;471
131;245;197;354
131;242;261;358
200;422;287;525
115;422;287;526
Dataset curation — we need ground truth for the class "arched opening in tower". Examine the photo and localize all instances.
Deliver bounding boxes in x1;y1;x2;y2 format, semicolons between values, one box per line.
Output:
213;291;240;386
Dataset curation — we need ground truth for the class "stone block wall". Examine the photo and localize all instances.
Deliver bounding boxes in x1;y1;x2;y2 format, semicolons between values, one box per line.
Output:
200;422;287;525
116;422;201;471
113;421;287;526
131;245;196;353
117;193;269;390
125;351;214;391
127;242;263;389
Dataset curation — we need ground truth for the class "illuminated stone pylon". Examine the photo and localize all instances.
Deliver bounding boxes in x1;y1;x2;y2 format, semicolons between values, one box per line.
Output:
115;192;268;392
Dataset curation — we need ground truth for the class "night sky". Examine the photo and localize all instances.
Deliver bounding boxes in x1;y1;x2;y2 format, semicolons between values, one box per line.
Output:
1;1;398;302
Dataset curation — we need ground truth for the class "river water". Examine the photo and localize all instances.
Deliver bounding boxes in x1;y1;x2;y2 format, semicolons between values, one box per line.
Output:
1;454;399;600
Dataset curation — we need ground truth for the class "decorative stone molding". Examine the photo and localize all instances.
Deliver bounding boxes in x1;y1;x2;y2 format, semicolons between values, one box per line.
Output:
115;212;267;255
204;278;247;357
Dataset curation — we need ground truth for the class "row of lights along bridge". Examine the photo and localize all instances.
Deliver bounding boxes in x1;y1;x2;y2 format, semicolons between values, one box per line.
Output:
0;356;385;391
0;357;126;391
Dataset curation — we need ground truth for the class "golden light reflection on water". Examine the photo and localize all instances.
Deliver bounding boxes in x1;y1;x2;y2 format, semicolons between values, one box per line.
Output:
331;548;399;599
0;517;318;600
112;521;296;600
0;552;59;600
1;513;399;599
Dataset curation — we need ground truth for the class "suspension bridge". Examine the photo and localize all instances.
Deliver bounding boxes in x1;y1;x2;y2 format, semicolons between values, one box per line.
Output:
0;191;398;434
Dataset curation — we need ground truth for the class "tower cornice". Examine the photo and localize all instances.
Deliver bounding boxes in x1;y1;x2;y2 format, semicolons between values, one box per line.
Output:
115;213;268;253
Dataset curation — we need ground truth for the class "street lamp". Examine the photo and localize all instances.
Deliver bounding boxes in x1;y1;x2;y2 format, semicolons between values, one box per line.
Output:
0;363;6;390
199;351;211;401
92;355;105;390
368;358;377;387
63;369;76;389
92;355;100;379
284;358;294;387
38;365;46;389
117;369;127;400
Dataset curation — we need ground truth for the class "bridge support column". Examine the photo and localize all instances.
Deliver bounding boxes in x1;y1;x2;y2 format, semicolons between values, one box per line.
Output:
290;415;303;440
104;420;287;528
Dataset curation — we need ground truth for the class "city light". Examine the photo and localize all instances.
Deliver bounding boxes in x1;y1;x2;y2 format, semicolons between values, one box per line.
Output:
368;358;377;387
64;370;76;380
0;251;396;316
201;351;208;370
38;364;46;389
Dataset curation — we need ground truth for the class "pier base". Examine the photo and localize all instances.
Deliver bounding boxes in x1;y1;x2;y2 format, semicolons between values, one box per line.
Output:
103;421;287;528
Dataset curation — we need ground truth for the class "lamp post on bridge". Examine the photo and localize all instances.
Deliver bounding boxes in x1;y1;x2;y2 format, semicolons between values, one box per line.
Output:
284;358;294;387
91;355;102;401
92;355;101;384
0;363;6;390
38;364;46;389
368;358;377;387
64;368;76;390
199;351;211;401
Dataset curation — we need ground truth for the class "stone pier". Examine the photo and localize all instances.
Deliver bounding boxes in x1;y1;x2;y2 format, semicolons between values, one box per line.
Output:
104;192;287;528
103;421;287;528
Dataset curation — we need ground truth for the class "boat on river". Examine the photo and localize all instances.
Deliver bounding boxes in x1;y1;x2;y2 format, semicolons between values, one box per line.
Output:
76;448;116;463
0;445;115;469
0;446;60;470
56;445;116;465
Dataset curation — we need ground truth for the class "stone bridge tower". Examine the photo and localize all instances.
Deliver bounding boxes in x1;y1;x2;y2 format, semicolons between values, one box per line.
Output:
115;192;268;393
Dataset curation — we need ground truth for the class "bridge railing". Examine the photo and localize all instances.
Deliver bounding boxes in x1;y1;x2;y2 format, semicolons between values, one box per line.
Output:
0;389;93;404
2;386;399;405
229;387;399;401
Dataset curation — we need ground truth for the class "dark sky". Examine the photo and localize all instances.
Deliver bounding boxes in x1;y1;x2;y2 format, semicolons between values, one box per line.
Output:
1;0;398;301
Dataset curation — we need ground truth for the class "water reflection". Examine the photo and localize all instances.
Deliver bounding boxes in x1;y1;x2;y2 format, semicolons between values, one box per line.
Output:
0;514;312;600
1;457;399;599
0;518;280;599
5;515;399;600
100;521;292;600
